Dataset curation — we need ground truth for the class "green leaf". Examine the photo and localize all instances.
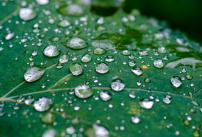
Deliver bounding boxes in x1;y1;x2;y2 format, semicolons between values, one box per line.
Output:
0;0;201;137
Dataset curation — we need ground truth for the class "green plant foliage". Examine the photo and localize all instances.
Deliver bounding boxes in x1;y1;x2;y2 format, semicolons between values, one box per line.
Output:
0;0;201;137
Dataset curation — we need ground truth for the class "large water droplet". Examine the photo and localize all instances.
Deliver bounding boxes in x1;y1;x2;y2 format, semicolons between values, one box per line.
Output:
170;76;182;88
66;38;87;50
111;79;125;91
153;59;164;68
100;91;111;101
43;45;60;57
41;112;56;124
34;97;52;112
24;67;45;82
95;63;109;74
81;54;92;63
58;4;84;16
75;85;93;99
19;8;36;21
131;67;143;76
131;115;140;124
70;63;83;76
84;124;109;137
139;98;154;109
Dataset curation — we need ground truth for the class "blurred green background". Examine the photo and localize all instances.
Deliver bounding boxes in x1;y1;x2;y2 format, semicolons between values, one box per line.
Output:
123;0;202;43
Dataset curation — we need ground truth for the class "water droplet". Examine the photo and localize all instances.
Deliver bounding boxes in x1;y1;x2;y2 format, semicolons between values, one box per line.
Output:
163;96;171;104
185;74;193;80
131;67;143;76
56;63;63;69
36;0;49;5
129;91;136;98
75;85;93;99
193;130;200;137
34;97;52;112
105;56;114;62
100;91;111;101
42;129;58;137
81;54;92;63
111;79;125;91
41;112;56;124
170;76;182;88
139;50;148;56
153;59;164;68
4;30;14;40
144;78;151;83
129;60;136;67
58;20;71;27
191;101;200;106
43;45;60;57
94;48;106;55
139;98;154;109
24;96;34;105
95;63;109;74
59;54;69;63
122;50;130;56
70;63;83;76
19;8;36;21
24;67;45;82
50;36;60;42
183;119;190;126
58;4;84;16
66;37;88;50
158;47;166;53
84;124;109;137
66;126;75;134
131;115;140;124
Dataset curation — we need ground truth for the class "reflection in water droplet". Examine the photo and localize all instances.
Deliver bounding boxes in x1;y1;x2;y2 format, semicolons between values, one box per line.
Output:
111;79;125;91
75;85;93;99
41;112;56;124
66;37;87;49
95;63;109;74
94;48;106;55
105;56;114;62
170;76;182;88
34;97;52;112
100;91;111;101
24;67;45;82
153;59;164;68
139;98;154;109
131;115;140;124
131;67;143;76
43;45;60;57
84;124;109;137
70;63;83;75
81;54;92;63
58;4;84;16
19;8;36;21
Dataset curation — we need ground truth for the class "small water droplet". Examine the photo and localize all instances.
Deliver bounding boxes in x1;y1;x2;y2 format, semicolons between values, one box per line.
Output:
153;59;164;68
24;95;34;105
94;48;106;55
122;50;130;56
34;97;52;112
131;67;143;76
36;0;49;5
111;79;125;91
129;60;136;67
4;30;14;40
41;112;56;124
131;115;140;124
95;63;109;74
58;20;71;27
170;76;182;88
43;45;60;57
24;67;45;82
19;8;36;21
75;85;93;99
59;54;69;63
66;37;88;50
70;63;83;76
100;91;111;101
58;4;84;16
139;98;154;109
81;54;92;63
105;56;114;62
84;124;109;137
66;126;75;134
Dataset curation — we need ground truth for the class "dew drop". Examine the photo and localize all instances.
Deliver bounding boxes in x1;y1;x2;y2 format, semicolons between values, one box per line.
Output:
36;0;49;5
139;98;154;109
95;63;109;74
19;8;36;21
75;85;93;99
170;76;182;88
66;37;88;50
81;54;92;63
4;30;14;40
70;63;83;76
131;115;140;124
131;67;143;76
111;79;125;91
66;126;75;134
122;50;130;56
84;124;109;137
105;56;114;62
94;48;106;55
100;91;111;101
43;45;60;57
58;4;84;16
34;97;52;112
24;95;34;105
59;54;69;63
153;59;164;68
41;112;56;124
58;20;71;27
24;67;45;82
129;60;136;67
